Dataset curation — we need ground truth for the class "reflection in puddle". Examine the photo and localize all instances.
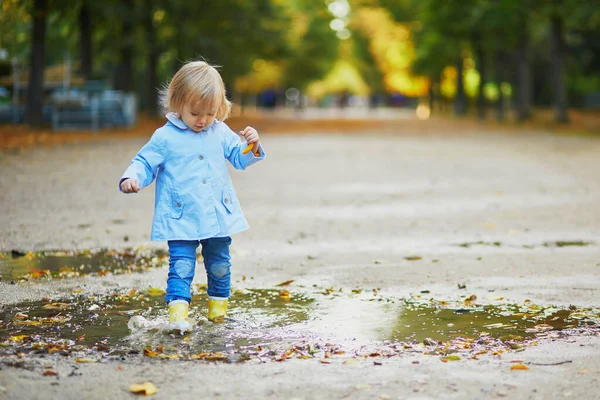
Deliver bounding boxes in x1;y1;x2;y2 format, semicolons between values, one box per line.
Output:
1;289;598;362
0;248;168;281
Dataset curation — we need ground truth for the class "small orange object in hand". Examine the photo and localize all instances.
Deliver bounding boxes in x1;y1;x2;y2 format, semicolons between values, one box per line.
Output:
242;143;254;154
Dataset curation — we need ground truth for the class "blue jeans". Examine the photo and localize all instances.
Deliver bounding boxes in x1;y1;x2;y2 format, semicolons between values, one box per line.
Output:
165;237;232;304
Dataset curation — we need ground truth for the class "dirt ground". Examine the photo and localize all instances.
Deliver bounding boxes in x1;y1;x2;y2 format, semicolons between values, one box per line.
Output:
1;114;599;399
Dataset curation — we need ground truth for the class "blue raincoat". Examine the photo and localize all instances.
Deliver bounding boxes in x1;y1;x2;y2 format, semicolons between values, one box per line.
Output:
119;113;265;241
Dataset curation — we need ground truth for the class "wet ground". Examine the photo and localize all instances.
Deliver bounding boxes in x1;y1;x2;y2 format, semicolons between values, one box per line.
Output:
2;281;598;362
1;126;600;399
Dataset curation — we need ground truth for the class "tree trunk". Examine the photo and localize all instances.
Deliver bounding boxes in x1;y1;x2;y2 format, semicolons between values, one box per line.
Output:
142;3;159;116
115;0;134;93
549;15;569;123
453;58;467;116
474;41;486;120
516;8;531;122
428;81;435;115
79;0;92;81
494;49;505;122
27;0;47;128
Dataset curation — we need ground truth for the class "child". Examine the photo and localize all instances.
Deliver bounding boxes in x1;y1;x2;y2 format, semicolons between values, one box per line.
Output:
119;60;265;332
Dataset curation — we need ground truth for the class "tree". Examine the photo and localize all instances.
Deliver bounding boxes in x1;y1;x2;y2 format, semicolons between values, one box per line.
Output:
115;0;135;93
141;1;159;116
79;0;92;80
281;1;338;93
27;0;48;128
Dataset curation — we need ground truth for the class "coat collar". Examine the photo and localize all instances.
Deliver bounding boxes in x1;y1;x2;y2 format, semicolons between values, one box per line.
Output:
165;112;189;130
165;112;219;132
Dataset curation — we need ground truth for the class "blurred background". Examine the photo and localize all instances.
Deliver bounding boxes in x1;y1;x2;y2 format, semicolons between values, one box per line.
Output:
0;0;598;133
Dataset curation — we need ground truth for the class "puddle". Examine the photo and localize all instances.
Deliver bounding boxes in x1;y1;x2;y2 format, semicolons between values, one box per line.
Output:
0;289;314;362
1;288;598;362
0;248;168;282
392;301;599;342
456;241;595;249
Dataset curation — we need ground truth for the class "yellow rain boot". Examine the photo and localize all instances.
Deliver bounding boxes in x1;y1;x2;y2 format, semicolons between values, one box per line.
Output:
207;296;228;322
168;300;192;333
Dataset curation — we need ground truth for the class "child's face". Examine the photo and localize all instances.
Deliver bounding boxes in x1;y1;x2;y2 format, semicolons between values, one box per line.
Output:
180;101;219;132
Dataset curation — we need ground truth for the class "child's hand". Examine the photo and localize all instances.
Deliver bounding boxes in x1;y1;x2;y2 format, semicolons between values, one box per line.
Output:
121;178;140;193
239;126;260;154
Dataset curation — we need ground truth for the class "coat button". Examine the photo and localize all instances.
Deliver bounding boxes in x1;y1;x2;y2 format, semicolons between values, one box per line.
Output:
202;179;207;184
176;203;181;207
224;198;229;204
199;155;204;160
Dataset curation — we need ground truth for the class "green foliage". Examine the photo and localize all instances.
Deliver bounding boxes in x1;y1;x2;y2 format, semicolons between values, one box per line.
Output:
281;1;339;90
351;30;384;93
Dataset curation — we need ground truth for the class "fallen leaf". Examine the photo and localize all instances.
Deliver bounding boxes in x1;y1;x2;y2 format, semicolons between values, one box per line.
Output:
130;382;158;396
276;280;294;286
43;369;58;376
8;335;30;342
14;312;29;321
42;302;70;310
75;357;97;363
279;290;291;301
510;364;529;370
147;288;166;296
441;355;461;362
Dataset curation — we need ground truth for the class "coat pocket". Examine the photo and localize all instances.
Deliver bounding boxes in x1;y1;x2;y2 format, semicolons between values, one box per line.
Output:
170;190;183;219
222;186;235;214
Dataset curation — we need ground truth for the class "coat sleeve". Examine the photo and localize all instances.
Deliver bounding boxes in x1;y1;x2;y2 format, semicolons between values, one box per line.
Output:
222;122;265;170
119;131;166;191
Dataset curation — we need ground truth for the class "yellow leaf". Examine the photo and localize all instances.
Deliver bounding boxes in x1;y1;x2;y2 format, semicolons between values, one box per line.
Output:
8;335;30;342
510;364;529;370
204;353;227;361
464;294;477;305
279;290;291;301
14;320;42;326
75;357;97;363
442;355;461;361
143;348;160;358
129;382;158;396
42;302;70;310
147;288;166;296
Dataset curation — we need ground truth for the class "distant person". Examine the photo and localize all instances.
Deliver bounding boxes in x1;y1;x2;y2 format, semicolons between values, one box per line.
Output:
118;61;265;333
260;87;277;109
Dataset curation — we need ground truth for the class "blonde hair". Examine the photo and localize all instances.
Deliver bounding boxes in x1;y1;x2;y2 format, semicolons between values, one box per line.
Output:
161;60;232;121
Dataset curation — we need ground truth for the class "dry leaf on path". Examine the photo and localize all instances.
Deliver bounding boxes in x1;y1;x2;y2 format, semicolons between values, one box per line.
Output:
43;370;58;376
75;357;97;363
510;364;529;370
130;382;158;396
276;280;294;286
